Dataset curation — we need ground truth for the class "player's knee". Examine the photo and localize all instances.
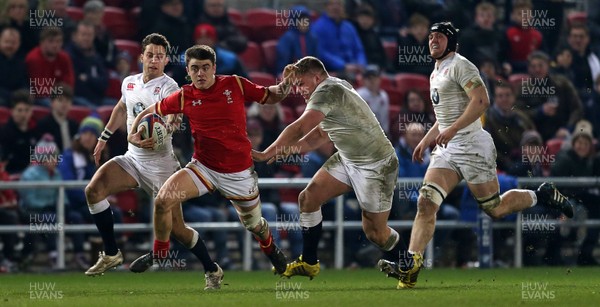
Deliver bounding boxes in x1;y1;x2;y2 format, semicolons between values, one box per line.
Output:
416;197;439;217
477;193;502;219
237;205;265;233
85;182;104;204
154;195;175;214
298;189;319;213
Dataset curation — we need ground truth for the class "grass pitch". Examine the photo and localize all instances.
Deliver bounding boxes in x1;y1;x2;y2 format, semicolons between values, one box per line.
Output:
1;267;599;306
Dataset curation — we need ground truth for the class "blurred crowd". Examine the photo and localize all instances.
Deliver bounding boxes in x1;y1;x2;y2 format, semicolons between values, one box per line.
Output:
1;0;600;272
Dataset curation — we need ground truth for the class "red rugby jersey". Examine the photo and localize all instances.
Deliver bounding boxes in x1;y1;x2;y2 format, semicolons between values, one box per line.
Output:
157;75;269;173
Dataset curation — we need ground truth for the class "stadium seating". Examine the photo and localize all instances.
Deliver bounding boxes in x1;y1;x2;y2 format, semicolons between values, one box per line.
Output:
114;40;142;72
261;40;278;73
97;106;114;123
394;73;430;102
103;6;137;40
281;105;295;124
508;73;530;92
30;106;51;122
244;8;286;42
66;7;84;21
386;88;404;108
248;71;277;87
382;40;398;63
0;107;10;125
228;8;244;26
106;76;122;100
67;105;92;124
379;74;395;92
546;138;564;157
238;42;264;72
567;11;587;26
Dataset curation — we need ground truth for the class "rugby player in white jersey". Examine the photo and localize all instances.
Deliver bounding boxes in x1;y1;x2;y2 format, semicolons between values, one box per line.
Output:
84;34;223;289
252;56;405;279
377;22;574;289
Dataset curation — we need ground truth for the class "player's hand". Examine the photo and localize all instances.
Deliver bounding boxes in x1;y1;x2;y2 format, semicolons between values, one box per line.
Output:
93;140;107;166
282;64;297;83
128;126;154;149
251;149;276;164
435;126;457;148
412;140;428;163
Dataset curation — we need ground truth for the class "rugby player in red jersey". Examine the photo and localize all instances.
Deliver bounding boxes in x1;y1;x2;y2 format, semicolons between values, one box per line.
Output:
128;45;295;288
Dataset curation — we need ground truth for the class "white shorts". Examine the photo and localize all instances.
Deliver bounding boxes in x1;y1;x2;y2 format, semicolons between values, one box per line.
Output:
112;151;181;197
429;129;497;184
323;152;398;213
183;159;260;207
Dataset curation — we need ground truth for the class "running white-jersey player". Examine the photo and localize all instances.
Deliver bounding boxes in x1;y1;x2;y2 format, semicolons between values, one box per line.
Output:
377;22;575;290
85;34;223;289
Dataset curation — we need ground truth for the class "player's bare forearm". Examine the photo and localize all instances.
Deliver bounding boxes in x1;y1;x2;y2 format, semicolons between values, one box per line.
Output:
423;121;440;144
295;126;330;153
105;100;127;133
450;86;489;132
263;120;306;158
263;83;291;104
130;103;156;134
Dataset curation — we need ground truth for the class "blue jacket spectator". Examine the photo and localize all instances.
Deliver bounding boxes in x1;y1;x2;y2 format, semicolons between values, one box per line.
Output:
276;5;319;74
312;0;366;73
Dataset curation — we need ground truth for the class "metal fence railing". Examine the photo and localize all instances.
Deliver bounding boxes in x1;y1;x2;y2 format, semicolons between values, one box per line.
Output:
1;177;599;270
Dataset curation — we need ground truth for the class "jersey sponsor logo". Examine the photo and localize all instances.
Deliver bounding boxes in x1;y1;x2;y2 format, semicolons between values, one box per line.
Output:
127;83;135;91
133;102;145;116
223;89;233;104
192;99;202;106
153;87;161;95
431;88;440;105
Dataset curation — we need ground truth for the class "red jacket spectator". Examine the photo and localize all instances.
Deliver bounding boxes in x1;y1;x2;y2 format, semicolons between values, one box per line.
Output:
25;28;75;100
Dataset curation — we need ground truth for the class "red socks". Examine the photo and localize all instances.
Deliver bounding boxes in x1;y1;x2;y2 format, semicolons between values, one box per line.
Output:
257;234;274;255
153;239;170;259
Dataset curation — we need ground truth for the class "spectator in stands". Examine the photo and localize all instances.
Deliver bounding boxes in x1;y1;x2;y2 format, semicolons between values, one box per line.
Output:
0;90;36;175
551;46;576;84
197;0;248;54
25;28;75;107
590;76;600;139
58;115;107;221
396;13;433;76
114;51;132;82
484;82;535;172
312;0;366;75
42;0;76;45
19;134;82;269
356;64;389;136
193;23;247;77
35;84;78;152
566;24;600;104
478;58;503;102
276;5;319;74
458;2;504;69
351;4;387;71
65;21;110;107
146;0;192;56
0;153;19;272
346;0;408;40
515;51;582;142
552;120;600;266
501;0;543;74
392;89;434;144
0;27;27;106
82;0;119;69
247;103;285;151
0;0;37;55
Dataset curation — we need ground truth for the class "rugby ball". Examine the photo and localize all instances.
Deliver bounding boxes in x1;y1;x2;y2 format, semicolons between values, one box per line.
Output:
137;113;167;150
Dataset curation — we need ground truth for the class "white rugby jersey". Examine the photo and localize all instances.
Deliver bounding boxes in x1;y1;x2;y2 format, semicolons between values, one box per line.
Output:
121;73;179;160
429;53;487;136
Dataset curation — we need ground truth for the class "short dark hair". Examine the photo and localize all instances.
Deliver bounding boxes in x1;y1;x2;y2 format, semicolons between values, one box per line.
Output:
10;89;32;109
528;50;550;64
141;33;171;55
185;44;216;66
294;56;327;76
39;28;63;42
50;83;74;101
569;24;590;36
494;81;513;93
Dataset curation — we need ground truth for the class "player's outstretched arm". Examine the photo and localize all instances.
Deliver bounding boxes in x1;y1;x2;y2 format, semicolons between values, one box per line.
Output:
127;103;156;149
252;109;325;163
263;64;296;104
93;100;127;166
435;84;489;146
